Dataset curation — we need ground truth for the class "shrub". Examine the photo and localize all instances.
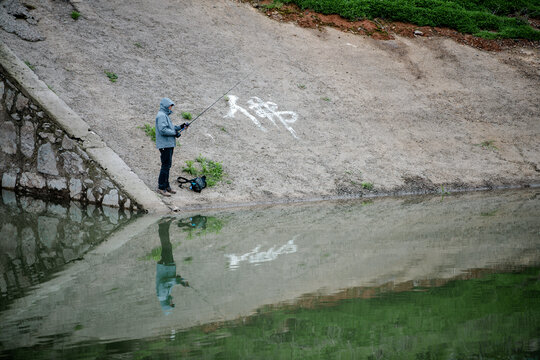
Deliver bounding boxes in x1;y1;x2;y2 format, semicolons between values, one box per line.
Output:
279;0;540;40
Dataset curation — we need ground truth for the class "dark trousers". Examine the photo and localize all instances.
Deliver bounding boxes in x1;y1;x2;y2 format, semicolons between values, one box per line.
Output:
158;147;174;190
158;220;174;265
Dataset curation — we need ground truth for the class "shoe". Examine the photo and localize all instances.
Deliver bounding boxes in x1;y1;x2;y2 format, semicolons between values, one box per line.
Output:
166;187;177;194
157;189;171;197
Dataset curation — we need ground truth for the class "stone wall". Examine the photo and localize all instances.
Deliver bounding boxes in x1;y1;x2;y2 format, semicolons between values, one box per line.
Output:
0;74;134;209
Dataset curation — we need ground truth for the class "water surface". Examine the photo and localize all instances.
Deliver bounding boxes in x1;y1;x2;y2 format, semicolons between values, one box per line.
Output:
0;189;539;359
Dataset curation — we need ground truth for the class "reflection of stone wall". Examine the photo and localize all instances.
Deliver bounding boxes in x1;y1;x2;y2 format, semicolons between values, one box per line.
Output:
0;76;132;209
0;190;135;310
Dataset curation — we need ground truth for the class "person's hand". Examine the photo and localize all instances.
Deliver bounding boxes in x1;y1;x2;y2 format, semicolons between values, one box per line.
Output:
180;122;190;131
175;130;181;138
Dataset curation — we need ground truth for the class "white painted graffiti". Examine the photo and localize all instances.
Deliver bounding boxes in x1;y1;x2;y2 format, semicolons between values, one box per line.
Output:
224;95;299;139
225;236;298;270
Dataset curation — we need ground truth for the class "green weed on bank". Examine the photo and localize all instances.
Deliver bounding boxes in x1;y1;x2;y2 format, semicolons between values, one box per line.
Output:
275;0;540;40
183;156;225;187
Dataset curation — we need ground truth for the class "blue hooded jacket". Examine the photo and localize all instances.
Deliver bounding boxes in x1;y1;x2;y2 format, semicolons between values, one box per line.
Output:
155;98;181;149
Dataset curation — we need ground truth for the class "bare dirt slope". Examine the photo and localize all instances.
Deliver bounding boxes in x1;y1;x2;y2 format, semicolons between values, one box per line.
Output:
1;0;539;209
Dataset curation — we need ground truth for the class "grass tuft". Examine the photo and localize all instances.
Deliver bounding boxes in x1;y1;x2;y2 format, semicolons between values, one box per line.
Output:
24;61;35;70
477;140;498;151
71;11;81;20
361;182;373;190
138;124;156;142
183;156;225;187
104;71;118;83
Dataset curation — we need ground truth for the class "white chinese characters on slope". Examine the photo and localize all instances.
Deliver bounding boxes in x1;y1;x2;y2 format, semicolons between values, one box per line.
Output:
224;95;299;139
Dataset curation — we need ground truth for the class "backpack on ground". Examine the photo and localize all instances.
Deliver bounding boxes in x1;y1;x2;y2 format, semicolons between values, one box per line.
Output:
177;176;207;193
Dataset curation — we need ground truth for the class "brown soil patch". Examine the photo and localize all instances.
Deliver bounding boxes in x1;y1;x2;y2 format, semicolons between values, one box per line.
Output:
247;0;540;51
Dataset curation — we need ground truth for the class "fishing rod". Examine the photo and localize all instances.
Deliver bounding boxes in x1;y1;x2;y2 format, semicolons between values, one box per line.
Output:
179;73;251;132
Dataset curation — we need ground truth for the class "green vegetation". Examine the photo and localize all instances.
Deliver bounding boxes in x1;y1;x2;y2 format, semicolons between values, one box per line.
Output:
104;71;118;83
134;42;143;48
183;155;225;187
181;112;192;120
481;209;498;216
274;0;540;40
177;215;225;239
138;124;156;142
138;246;162;261
71;11;81;20
24;61;35;70
183;256;193;263
361;181;373;190
20;267;538;359
321;96;331;101
297;84;306;89
477;139;498;150
262;0;285;9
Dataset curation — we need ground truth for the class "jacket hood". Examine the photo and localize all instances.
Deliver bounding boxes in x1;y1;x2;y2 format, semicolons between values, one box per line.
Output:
160;98;175;115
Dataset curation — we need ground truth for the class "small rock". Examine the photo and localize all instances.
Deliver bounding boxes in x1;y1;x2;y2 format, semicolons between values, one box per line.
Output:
5;89;15;111
20;121;35;158
15;94;29;111
100;179;113;189
102;189;119;207
37;143;59;175
48;177;67;191
10;113;20;121
36;111;44;118
61;151;84;174
61;135;75;150
87;189;96;203
39;132;56;143
1;172;17;189
0;122;17;155
69;178;82;198
414;30;424;36
20;172;46;189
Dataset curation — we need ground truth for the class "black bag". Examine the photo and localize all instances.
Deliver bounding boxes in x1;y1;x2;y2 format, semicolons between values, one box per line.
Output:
177;176;207;193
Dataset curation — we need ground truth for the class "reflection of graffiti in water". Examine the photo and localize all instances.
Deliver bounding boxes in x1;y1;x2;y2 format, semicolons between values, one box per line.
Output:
225;236;298;270
224;95;299;139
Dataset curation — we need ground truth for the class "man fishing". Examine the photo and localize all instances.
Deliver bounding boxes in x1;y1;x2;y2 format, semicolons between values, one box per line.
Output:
154;76;247;196
155;97;188;196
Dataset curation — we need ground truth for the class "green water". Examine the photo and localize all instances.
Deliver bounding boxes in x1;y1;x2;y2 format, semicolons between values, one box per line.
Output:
0;189;539;359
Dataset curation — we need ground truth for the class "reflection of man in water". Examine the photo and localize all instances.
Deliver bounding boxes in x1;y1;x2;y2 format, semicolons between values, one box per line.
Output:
156;217;189;314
